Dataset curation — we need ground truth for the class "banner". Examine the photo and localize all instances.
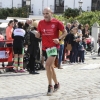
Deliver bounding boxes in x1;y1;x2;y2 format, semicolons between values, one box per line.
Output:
0;47;13;62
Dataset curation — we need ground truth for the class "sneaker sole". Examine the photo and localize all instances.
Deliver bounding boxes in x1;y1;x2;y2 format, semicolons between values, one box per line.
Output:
47;93;53;96
53;87;59;92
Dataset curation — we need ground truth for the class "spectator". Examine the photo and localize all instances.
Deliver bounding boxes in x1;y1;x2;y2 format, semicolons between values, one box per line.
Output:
70;27;79;64
26;21;40;74
12;22;25;72
82;24;90;38
13;19;18;30
78;37;87;63
70;20;79;30
66;23;71;34
58;31;64;69
6;20;14;66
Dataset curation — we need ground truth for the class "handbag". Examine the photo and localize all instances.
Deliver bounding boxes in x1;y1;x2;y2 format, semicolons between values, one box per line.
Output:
66;43;72;51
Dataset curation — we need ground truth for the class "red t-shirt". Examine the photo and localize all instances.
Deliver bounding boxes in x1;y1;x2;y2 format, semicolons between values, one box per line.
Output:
38;18;64;50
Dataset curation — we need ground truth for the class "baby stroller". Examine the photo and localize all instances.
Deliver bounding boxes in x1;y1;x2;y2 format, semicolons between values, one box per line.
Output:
85;36;95;53
23;47;43;71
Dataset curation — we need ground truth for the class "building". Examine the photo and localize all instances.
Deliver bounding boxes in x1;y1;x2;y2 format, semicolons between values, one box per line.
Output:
0;0;100;15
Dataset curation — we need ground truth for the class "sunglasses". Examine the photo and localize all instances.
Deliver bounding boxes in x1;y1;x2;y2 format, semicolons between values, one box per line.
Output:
43;13;49;15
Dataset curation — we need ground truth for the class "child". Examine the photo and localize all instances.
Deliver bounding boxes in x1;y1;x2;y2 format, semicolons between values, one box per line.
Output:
78;37;87;63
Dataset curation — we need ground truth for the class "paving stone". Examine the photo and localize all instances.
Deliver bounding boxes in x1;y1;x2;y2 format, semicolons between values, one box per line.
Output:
0;54;100;99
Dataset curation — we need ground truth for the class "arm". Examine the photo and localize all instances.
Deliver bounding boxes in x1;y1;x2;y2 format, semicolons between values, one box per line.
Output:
6;27;13;40
59;29;67;40
34;31;41;38
53;21;67;44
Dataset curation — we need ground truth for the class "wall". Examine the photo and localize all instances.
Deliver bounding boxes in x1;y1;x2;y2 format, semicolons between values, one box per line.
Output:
0;0;12;8
31;0;42;15
0;0;22;8
64;0;91;11
13;0;22;8
31;0;54;15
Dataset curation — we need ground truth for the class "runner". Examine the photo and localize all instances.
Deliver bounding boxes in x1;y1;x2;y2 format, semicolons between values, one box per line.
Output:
35;7;67;96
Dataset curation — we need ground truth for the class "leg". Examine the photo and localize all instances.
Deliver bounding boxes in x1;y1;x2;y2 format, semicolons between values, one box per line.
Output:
29;55;35;72
51;65;58;84
13;54;18;71
46;56;59;95
79;51;81;62
18;47;26;72
58;44;64;69
28;55;39;74
82;51;85;63
69;50;73;63
19;54;23;69
45;56;56;85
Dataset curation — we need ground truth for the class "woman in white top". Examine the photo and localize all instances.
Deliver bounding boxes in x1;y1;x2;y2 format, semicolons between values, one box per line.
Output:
12;22;25;73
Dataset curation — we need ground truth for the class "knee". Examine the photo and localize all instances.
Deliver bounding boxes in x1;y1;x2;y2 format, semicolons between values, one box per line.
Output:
45;62;52;70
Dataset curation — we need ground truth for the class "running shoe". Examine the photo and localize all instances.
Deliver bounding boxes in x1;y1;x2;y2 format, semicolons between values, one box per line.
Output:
54;82;60;92
47;85;53;96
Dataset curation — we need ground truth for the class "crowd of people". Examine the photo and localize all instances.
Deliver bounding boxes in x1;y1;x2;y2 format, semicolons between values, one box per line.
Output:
0;7;99;96
62;21;90;65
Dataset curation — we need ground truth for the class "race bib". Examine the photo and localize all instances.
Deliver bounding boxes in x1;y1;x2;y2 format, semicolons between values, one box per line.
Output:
46;47;57;57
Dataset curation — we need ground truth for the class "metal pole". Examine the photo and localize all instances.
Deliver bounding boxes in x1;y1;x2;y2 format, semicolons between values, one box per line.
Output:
12;0;13;8
42;0;44;13
73;0;75;9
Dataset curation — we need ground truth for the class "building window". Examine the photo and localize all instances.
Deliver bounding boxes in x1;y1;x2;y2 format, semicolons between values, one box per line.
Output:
55;0;64;13
91;0;100;11
22;0;26;7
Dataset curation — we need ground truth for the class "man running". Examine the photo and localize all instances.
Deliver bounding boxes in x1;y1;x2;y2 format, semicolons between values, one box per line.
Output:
35;7;67;96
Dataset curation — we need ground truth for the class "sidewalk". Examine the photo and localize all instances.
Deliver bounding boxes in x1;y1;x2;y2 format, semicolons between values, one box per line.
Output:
0;54;100;100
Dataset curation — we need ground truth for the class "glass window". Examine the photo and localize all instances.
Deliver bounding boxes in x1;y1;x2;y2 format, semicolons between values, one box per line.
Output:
56;0;59;6
92;0;100;10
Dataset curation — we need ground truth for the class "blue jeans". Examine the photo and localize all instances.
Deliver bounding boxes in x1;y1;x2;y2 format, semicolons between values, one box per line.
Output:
58;44;64;65
79;50;84;62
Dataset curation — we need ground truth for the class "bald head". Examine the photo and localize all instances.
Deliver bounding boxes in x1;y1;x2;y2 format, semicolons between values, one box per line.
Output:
43;7;52;21
43;7;52;13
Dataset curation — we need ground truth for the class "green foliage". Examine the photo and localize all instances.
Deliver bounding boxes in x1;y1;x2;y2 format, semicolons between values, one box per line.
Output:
54;10;100;27
64;8;80;18
53;14;65;21
0;6;27;19
67;11;100;27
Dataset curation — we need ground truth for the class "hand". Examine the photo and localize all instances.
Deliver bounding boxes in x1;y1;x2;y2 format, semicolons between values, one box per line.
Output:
25;45;28;48
85;31;89;35
53;39;59;44
35;31;40;38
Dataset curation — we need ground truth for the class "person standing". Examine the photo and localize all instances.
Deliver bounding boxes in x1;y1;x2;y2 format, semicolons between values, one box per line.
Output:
13;19;18;30
12;22;25;72
35;7;67;96
26;21;40;74
58;31;64;69
6;20;14;66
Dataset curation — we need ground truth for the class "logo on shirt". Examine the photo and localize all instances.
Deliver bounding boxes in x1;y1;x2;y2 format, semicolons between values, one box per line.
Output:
51;24;55;28
43;29;46;32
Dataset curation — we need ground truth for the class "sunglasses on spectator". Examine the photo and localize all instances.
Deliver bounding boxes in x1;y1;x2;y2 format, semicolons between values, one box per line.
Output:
43;13;49;15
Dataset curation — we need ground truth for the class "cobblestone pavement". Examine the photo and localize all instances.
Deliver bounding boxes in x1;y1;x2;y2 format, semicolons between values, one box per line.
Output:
0;53;100;100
